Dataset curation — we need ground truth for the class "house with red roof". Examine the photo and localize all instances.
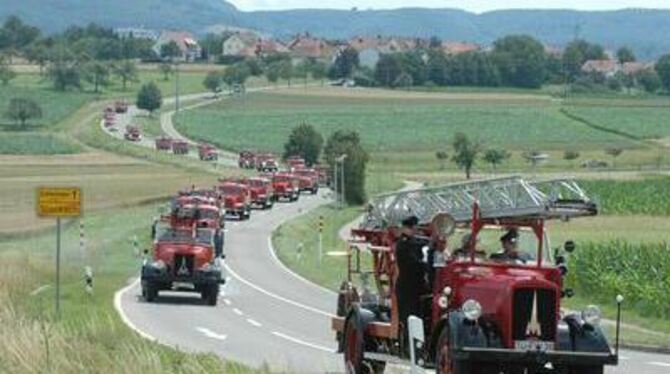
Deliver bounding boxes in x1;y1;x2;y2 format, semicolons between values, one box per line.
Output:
153;30;201;62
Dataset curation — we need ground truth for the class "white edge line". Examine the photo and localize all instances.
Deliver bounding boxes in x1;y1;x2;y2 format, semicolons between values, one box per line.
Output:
266;236;338;297
196;327;228;341
271;331;335;353
113;277;159;342
233;308;244;316
223;263;335;318
223;298;232;306
649;362;670;367
246;318;262;327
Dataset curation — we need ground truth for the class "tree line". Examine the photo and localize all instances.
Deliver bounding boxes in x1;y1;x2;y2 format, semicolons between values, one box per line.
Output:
330;35;670;93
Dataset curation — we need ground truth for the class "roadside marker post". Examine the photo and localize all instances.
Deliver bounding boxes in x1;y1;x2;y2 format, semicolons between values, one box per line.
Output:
318;216;324;264
37;187;82;320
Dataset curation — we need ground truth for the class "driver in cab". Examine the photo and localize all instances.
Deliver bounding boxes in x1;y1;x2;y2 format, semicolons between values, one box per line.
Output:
490;228;533;263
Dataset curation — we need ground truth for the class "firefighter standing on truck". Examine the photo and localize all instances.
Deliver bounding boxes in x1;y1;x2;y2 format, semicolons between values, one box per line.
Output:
394;215;427;353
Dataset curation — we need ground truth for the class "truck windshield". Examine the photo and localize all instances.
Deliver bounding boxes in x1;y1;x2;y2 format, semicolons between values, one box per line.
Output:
222;186;242;194
448;227;552;266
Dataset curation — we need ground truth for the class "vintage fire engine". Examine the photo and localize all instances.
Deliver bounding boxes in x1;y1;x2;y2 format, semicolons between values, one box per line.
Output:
332;177;622;374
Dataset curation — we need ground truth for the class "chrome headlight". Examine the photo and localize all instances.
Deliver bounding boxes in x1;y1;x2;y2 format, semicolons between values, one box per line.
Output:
582;305;602;326
462;299;482;321
438;295;449;309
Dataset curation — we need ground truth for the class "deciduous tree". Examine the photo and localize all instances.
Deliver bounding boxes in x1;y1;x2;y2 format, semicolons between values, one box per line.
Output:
451;133;481;179
324;130;369;205
6;98;42;128
136;82;162;116
114;60;138;90
283;123;324;166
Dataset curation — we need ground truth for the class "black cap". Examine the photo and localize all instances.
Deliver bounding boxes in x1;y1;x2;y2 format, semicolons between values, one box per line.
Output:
401;215;419;228
500;229;519;243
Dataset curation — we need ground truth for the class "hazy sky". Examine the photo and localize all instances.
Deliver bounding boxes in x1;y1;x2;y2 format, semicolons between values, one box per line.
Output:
229;0;670;12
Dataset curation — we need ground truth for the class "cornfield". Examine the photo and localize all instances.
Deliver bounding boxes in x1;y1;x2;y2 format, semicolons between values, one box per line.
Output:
579;177;670;216
568;240;670;319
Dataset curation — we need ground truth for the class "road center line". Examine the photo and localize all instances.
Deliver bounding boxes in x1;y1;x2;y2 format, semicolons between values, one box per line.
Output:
649;362;670;367
246;318;262;327
223;299;232;306
232;308;244;316
271;331;335;353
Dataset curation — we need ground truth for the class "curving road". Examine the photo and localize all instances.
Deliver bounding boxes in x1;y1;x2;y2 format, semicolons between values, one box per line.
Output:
108;90;670;373
117;192;343;372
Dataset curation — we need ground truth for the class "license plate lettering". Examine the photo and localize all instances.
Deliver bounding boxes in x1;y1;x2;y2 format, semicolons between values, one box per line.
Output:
515;340;554;352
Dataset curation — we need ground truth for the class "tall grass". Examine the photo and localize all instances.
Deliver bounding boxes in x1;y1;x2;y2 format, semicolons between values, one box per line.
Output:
568;240;670;319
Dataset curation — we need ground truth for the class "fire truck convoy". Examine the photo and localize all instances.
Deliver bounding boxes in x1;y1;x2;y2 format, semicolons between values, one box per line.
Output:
332;177;622;374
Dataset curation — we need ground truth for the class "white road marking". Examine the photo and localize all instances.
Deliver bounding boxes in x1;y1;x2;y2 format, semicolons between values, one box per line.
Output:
223;263;335;318
113;277;159;342
233;308;244;316
196;327;227;341
246;318;262;327
266;236;338;297
649;362;670;367
30;284;51;296
271;331;335;353
223;299;232;306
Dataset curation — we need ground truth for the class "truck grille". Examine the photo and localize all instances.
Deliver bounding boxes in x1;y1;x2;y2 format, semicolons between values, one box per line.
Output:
173;254;195;278
512;288;557;341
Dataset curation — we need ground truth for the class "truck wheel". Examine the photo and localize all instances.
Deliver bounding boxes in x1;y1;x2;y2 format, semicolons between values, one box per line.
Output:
201;285;219;306
435;327;472;374
343;316;385;374
143;284;158;302
312;187;319;195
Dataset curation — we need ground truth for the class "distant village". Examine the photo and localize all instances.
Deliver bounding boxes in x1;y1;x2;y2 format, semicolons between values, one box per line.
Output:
114;26;652;77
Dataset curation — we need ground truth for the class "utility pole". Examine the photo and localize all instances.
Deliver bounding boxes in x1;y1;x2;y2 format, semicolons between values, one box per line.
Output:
333;162;338;204
336;154;348;208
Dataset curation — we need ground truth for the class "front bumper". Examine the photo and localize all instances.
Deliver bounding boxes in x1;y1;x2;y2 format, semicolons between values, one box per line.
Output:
141;265;222;286
454;347;618;366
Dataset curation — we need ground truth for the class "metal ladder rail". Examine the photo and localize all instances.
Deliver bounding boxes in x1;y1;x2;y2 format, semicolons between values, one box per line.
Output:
361;177;595;229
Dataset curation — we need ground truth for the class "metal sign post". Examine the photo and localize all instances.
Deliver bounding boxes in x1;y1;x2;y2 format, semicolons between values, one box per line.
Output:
55;217;61;318
38;187;82;320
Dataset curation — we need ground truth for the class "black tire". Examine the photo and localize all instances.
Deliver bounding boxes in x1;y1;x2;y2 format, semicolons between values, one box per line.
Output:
143;284;158;302
435;327;471;374
201;284;219;306
312;187;319;195
343;317;384;374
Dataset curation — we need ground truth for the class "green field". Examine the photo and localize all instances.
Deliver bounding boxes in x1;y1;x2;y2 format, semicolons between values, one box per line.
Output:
175;90;639;153
0;84;90;130
0;133;80;154
564;105;670;140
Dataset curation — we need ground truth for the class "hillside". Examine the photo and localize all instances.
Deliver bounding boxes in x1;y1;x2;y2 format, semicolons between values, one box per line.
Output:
2;1;670;59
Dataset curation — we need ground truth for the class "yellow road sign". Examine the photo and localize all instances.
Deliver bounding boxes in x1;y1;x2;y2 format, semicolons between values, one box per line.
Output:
38;187;82;217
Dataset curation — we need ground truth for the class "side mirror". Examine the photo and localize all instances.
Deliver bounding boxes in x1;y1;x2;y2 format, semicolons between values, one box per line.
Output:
561;288;575;298
564;241;576;253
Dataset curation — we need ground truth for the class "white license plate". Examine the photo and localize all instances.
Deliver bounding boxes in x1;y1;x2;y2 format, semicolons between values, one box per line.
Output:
514;340;554;352
173;282;193;289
